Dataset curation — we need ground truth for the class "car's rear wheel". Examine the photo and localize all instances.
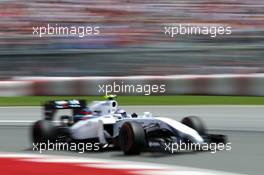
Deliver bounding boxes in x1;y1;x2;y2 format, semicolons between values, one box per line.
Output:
32;120;57;143
181;116;206;135
118;122;147;155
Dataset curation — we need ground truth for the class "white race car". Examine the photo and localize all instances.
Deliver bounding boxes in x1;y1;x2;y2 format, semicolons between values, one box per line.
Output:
32;96;227;155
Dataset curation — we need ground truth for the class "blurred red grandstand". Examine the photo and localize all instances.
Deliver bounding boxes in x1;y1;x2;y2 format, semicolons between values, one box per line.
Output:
0;0;263;77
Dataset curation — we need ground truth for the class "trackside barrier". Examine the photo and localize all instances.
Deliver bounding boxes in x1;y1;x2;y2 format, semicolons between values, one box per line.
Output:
1;74;264;96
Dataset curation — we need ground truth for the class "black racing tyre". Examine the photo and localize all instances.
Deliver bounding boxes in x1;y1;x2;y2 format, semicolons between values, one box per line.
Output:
32;120;57;143
181;116;206;135
118;122;147;155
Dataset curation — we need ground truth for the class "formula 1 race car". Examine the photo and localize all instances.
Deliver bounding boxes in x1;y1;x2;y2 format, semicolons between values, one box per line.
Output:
32;95;228;155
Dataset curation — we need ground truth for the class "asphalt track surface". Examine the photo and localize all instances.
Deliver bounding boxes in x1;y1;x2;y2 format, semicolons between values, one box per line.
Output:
0;106;264;175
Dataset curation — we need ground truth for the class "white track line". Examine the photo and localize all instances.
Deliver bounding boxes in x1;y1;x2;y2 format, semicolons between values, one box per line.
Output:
0;105;264;109
0;120;34;123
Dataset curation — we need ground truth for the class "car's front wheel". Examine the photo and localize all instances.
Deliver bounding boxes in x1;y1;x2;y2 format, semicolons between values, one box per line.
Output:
118;122;147;155
181;116;206;135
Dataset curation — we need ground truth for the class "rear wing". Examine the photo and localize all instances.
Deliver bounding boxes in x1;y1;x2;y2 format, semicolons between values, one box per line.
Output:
44;100;86;110
43;99;87;120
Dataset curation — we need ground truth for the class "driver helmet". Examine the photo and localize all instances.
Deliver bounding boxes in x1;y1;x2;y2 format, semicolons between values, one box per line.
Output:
114;108;128;118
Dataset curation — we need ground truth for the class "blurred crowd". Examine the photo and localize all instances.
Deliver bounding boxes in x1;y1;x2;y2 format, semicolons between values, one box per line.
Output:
0;0;263;76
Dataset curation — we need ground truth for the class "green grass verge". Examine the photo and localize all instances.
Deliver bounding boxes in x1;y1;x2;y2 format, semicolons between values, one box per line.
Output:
0;96;264;106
